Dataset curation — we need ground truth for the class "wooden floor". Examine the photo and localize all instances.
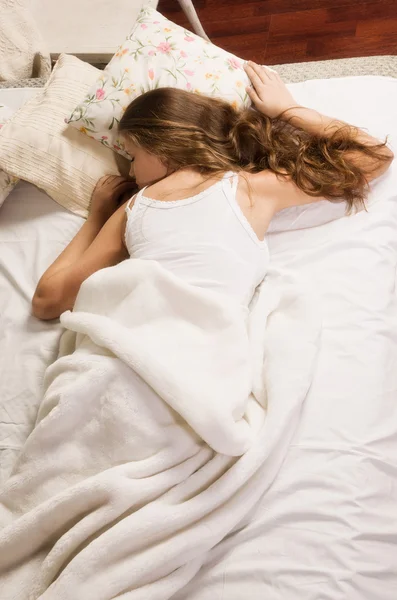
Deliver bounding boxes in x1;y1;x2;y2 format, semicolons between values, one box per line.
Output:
158;0;397;64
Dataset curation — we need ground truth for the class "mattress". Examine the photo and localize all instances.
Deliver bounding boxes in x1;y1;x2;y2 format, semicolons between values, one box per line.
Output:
1;73;397;599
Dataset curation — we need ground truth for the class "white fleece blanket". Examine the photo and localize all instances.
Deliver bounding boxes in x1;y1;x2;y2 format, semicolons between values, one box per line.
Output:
0;259;321;600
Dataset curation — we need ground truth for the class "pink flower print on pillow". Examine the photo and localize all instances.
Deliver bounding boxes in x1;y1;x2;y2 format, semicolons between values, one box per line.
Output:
96;88;105;100
227;57;242;70
157;41;172;54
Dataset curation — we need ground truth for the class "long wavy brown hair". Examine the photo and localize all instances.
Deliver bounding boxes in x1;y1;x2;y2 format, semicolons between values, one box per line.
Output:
119;87;390;212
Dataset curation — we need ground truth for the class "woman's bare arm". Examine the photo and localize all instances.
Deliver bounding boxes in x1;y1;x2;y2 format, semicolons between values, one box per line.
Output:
32;176;136;321
279;105;394;182
244;61;394;182
32;203;130;320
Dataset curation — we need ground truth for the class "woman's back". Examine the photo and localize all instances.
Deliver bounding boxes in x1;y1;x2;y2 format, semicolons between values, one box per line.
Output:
124;171;269;306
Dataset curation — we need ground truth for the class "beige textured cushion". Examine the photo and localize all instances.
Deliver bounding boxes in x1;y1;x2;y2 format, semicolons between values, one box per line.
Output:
0;103;18;207
0;53;129;218
0;0;51;81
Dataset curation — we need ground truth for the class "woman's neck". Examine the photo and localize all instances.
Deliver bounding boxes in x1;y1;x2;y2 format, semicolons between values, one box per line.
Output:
143;168;227;200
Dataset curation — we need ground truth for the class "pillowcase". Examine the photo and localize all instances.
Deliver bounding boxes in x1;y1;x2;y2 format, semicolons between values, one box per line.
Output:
0;104;18;208
67;6;251;159
0;54;129;218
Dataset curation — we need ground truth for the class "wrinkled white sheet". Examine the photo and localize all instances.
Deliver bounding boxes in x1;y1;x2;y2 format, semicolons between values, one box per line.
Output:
0;181;82;484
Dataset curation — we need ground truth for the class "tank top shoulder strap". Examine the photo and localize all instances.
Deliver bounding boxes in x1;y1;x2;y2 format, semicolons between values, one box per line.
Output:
222;171;268;248
125;190;143;213
222;170;239;197
231;172;239;195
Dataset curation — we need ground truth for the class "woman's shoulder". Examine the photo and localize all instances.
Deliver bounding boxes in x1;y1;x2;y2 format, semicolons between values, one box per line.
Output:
244;170;281;206
247;169;285;187
247;169;317;212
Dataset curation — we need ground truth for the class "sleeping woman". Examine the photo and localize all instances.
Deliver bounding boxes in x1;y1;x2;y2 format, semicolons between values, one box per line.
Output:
32;61;394;320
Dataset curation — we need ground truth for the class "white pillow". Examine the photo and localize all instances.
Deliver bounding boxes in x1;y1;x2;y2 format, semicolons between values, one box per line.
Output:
0;54;129;218
67;6;251;158
0;104;18;208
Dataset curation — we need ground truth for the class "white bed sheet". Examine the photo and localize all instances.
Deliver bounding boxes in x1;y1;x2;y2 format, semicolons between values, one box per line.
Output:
0;183;83;483
0;87;43;111
0;76;397;598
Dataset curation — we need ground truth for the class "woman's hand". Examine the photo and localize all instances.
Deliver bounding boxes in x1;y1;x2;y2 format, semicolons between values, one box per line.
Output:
89;175;137;222
244;61;299;119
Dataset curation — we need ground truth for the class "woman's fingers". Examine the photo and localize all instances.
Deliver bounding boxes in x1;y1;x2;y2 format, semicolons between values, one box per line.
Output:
111;175;129;184
96;174;113;186
96;174;119;190
113;180;137;198
246;85;262;106
246;61;271;83
244;62;266;91
255;63;272;83
117;181;136;195
245;61;280;86
263;65;279;80
107;175;132;192
115;181;137;205
118;180;137;193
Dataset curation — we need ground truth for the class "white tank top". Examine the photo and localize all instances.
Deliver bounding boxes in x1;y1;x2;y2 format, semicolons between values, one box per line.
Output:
124;171;269;306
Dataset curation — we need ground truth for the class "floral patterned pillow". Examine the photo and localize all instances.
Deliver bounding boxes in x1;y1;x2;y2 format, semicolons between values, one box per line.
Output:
0;104;18;208
67;6;251;159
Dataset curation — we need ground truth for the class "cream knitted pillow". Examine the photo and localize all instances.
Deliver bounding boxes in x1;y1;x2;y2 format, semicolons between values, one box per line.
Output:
0;103;18;208
0;54;129;218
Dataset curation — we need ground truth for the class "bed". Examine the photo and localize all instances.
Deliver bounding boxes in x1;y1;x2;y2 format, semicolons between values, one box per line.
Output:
1;7;397;598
